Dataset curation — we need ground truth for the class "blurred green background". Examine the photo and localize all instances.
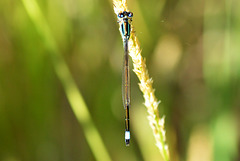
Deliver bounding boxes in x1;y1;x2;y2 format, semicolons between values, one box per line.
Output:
0;0;239;161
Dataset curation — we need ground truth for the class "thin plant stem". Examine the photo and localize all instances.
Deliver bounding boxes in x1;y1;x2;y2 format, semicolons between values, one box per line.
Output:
113;0;170;161
21;0;112;161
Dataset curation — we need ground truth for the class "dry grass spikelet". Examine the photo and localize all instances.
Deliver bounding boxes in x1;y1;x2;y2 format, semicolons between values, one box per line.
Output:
113;0;128;14
113;1;170;161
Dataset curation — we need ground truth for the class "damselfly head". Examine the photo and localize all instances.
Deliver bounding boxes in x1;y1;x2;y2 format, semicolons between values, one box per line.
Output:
118;11;133;19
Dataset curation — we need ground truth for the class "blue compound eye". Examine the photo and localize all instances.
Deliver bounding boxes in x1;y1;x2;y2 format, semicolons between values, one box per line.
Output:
118;13;124;18
128;12;133;17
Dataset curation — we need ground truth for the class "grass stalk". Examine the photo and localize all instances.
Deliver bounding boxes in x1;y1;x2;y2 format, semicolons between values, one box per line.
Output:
113;0;170;160
21;0;111;161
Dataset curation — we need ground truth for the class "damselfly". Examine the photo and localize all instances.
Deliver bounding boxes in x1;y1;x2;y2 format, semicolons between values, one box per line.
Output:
117;11;133;146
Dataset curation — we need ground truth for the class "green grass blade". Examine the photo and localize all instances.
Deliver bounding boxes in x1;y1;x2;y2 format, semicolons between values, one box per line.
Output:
21;0;112;161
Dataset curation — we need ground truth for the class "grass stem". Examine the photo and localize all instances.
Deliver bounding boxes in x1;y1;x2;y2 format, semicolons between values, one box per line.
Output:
21;0;112;161
113;1;170;160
